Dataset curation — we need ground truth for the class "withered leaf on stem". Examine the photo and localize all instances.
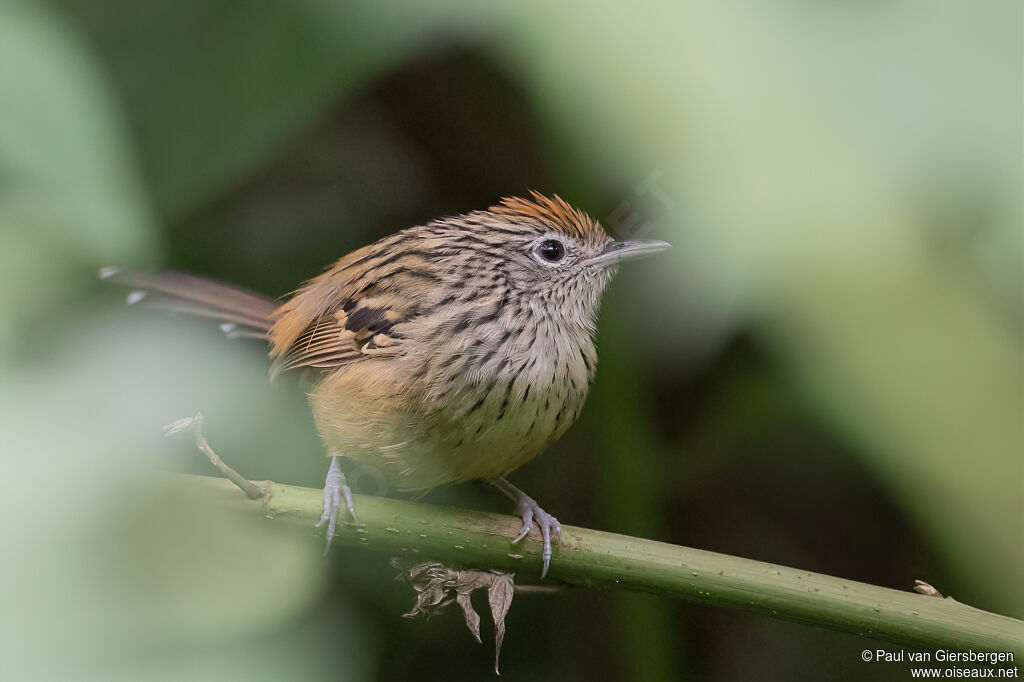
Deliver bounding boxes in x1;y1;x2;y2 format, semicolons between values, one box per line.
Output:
393;559;516;673
486;573;515;674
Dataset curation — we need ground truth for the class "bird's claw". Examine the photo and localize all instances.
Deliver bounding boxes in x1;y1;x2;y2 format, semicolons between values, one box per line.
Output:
511;494;561;579
314;456;356;554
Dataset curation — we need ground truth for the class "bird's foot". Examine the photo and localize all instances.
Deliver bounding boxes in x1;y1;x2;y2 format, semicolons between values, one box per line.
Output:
314;456;357;554
509;488;561;579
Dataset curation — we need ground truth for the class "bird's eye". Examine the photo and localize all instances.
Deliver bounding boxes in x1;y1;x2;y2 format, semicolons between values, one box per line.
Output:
536;239;566;263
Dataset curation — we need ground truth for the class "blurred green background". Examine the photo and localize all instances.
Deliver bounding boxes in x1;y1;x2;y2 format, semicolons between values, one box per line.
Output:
1;1;1020;680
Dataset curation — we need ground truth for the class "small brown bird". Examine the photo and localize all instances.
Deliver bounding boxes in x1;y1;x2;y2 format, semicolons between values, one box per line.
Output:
104;193;669;577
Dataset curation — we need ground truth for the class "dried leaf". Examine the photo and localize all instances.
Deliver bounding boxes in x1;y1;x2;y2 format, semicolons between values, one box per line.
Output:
456;592;482;644
393;559;517;673
487;574;515;674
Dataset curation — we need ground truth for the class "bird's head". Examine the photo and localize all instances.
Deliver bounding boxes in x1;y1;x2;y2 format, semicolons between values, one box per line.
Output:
431;192;670;329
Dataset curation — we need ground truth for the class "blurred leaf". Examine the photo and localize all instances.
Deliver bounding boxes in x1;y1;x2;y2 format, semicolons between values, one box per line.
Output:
0;1;155;351
0;313;367;680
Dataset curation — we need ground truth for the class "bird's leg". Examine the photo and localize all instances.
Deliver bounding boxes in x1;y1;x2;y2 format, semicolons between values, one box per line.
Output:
314;455;357;554
493;478;561;579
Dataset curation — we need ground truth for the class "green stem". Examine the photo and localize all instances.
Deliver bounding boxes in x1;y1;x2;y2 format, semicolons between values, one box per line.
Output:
178;473;1024;656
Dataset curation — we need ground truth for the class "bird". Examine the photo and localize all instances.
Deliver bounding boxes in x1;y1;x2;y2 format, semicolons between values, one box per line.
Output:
103;192;670;577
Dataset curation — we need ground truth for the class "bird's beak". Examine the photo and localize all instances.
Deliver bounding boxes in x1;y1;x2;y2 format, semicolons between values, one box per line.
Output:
588;240;672;267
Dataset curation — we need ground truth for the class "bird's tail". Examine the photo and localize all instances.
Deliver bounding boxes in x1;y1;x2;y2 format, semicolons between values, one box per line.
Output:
99;267;278;340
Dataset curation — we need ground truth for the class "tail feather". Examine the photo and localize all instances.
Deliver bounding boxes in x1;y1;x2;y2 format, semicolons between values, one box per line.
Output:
124;292;272;334
100;267;278;335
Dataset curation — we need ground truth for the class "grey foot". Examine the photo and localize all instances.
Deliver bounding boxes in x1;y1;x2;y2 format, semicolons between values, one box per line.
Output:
495;478;561;579
314;456;357;554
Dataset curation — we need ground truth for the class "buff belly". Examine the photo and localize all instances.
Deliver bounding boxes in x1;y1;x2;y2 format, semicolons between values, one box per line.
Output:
309;360;573;492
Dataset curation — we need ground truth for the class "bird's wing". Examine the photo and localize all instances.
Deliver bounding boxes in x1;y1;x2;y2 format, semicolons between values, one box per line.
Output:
270;296;412;376
268;233;439;377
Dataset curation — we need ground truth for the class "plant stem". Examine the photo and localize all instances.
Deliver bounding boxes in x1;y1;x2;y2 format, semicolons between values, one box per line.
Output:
176;473;1024;656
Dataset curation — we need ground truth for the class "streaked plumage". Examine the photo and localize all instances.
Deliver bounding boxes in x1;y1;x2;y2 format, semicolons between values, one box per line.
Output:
104;193;670;576
270;194;612;491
